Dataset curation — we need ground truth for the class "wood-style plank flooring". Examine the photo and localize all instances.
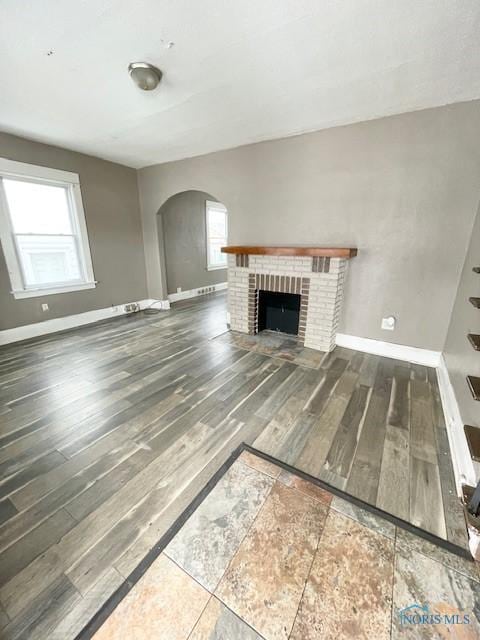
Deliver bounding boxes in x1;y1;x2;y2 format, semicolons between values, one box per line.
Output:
0;292;467;638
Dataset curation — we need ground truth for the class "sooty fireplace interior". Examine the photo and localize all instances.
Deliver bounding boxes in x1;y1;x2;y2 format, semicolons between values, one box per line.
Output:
257;290;301;336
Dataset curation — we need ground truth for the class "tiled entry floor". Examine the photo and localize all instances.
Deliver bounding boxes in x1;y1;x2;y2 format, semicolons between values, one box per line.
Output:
92;451;480;640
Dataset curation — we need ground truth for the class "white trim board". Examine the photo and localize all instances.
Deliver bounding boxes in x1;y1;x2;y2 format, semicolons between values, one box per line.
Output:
142;298;171;312
335;333;441;367
167;282;228;303
0;298;170;345
436;355;476;492
0;157;80;183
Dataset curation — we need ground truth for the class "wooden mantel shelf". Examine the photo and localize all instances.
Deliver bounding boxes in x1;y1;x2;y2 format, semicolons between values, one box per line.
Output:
221;246;358;258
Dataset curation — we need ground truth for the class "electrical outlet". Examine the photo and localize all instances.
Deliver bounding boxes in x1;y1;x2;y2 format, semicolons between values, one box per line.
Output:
41;303;49;312
124;303;139;313
177;287;182;293
381;316;396;331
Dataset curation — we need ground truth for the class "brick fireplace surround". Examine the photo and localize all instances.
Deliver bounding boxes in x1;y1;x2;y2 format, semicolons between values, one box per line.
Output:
223;247;357;352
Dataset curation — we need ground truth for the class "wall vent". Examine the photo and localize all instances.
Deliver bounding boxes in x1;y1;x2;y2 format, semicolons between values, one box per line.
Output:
197;286;216;295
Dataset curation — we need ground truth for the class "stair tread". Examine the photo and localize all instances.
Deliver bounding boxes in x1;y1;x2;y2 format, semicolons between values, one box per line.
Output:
467;376;480;401
462;484;480;528
465;425;480;461
468;334;480;351
469;297;480;308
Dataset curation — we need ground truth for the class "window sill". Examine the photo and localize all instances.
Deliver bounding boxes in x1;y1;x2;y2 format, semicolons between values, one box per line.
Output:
206;265;227;271
12;281;97;299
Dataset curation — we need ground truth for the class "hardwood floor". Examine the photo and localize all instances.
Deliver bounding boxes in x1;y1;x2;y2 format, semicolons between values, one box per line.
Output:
0;292;467;638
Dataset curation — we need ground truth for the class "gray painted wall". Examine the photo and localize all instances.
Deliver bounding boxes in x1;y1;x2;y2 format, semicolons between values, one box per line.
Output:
444;205;480;426
138;100;480;351
0;132;147;330
159;190;227;295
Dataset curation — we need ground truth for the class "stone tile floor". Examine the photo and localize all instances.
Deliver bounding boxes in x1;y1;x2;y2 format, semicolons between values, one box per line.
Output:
92;451;480;640
213;330;326;368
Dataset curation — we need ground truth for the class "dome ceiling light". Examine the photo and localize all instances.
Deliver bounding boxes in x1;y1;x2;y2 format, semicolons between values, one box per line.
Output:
128;62;162;91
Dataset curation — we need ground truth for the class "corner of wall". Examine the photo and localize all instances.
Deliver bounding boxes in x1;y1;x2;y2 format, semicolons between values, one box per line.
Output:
440;198;480;491
136;169;166;301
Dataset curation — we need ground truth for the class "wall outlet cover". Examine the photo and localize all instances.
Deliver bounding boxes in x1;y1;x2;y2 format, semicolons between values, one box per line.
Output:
381;316;396;331
41;303;49;311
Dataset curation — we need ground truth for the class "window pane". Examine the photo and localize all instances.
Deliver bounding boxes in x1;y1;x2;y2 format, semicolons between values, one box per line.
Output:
16;235;82;286
206;203;227;268
208;240;227;267
4;178;73;234
208;208;227;238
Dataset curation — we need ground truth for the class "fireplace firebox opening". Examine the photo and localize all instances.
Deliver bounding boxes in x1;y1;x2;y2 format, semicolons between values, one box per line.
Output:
257;290;301;336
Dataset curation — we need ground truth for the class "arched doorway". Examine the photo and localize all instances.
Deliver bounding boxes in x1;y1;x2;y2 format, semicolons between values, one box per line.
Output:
157;190;228;298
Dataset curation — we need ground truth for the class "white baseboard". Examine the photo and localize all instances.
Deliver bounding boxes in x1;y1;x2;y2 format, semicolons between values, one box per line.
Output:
436;355;476;492
142;298;171;311
168;282;228;303
335;333;441;367
0;298;170;346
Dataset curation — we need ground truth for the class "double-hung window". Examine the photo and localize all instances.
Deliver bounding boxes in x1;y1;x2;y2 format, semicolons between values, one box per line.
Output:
205;200;228;270
0;158;95;298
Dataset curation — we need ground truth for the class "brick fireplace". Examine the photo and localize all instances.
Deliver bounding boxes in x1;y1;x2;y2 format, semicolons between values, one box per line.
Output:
222;247;357;352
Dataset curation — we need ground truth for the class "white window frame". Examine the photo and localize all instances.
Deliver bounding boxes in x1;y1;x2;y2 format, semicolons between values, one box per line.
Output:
0;158;96;299
205;200;228;271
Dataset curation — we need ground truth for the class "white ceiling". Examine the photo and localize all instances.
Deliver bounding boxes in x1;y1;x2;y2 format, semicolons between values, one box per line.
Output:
2;1;480;168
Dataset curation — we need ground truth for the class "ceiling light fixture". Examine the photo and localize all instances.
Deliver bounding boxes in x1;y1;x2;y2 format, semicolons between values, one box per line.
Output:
128;62;162;91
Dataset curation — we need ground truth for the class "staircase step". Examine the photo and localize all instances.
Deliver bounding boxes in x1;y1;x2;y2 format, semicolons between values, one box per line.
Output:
470;297;480;309
467;376;480;401
465;425;480;461
468;334;480;351
473;267;480;274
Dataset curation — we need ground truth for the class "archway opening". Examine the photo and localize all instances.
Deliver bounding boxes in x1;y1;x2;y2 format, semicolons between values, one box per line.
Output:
157;190;228;298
